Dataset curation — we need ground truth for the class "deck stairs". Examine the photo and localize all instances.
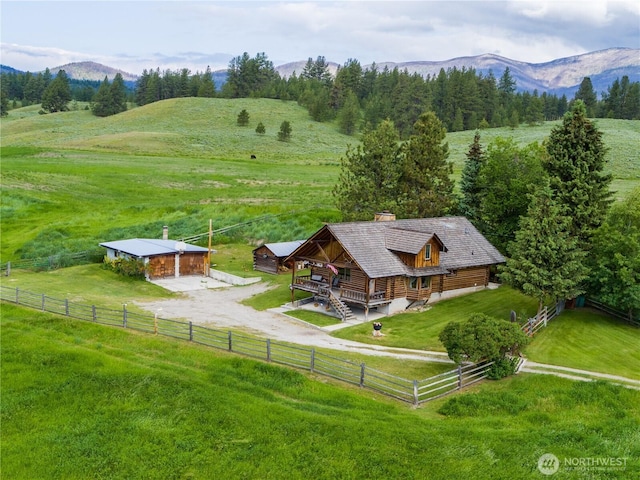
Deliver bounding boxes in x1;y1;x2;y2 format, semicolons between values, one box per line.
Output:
326;290;356;322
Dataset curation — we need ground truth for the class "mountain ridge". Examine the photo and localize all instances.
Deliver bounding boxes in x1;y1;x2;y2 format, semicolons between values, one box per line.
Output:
2;47;638;97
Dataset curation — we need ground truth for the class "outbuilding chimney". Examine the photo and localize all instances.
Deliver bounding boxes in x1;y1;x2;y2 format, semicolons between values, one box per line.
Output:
162;226;169;240
374;211;396;222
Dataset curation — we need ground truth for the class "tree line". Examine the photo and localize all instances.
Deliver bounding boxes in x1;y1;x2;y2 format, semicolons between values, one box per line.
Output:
2;52;639;125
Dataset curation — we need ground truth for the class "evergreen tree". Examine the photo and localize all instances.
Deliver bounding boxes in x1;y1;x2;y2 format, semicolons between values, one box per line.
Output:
41;70;72;112
397;111;455;218
198;66;216;98
498;67;516;96
337;91;360;135
237;109;250;126
459;131;486;223
91;76;113;116
574;77;597;117
255;122;266;135
333;120;402;221
543;100;612;249
500;184;588;316
301;56;332;86
0;86;9;116
277;120;292;141
109;73;128;114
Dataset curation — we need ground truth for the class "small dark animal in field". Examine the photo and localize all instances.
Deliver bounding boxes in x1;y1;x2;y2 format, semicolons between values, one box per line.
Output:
251;154;257;159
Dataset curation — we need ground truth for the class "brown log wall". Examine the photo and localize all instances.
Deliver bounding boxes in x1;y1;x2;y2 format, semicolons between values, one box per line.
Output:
440;266;489;292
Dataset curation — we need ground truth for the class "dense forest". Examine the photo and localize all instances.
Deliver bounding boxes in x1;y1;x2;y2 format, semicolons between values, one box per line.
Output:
1;52;639;132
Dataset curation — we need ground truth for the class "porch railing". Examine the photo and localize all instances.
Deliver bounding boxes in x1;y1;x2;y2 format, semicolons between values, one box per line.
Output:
293;276;389;306
339;288;387;305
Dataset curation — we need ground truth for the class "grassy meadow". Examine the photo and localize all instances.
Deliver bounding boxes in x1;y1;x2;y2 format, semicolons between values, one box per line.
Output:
1;99;639;262
2;98;640;478
2;304;639;480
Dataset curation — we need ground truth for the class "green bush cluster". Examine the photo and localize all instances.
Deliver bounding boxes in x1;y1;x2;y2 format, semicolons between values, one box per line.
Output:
101;255;145;278
486;357;520;380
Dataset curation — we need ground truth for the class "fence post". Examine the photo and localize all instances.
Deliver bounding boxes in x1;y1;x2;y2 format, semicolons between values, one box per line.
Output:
457;364;463;389
228;331;232;352
16;287;19;305
360;363;366;387
92;305;97;322
543;306;548;327
266;338;271;362
310;348;315;372
123;304;128;328
5;261;10;277
65;299;69;316
41;294;46;311
413;380;419;405
189;322;193;341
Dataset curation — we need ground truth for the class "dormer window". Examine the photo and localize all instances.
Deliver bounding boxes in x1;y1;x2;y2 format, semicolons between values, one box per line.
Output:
424;244;431;261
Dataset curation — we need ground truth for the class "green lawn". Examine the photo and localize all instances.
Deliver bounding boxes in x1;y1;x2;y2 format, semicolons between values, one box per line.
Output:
2;303;639;480
332;286;539;351
524;309;640;380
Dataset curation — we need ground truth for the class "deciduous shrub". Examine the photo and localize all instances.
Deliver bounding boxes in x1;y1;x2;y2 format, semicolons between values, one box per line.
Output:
102;256;146;278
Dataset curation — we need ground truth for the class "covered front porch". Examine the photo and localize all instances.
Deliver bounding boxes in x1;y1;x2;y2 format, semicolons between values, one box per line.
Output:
291;274;390;317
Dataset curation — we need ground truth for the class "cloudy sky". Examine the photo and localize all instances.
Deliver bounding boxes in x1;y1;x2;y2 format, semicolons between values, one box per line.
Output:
1;0;638;74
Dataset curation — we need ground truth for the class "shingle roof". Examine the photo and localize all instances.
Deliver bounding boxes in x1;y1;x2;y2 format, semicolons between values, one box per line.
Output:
99;239;209;258
385;228;434;255
256;240;305;258
326;216;505;278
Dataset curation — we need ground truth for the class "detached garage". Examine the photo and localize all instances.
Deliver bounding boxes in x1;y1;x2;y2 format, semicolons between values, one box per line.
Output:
253;240;305;274
100;238;210;280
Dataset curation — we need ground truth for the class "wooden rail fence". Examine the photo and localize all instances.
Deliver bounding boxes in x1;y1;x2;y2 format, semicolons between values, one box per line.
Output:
0;285;496;405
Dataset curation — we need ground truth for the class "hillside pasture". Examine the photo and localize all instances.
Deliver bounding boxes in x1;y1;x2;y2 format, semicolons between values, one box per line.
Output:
2;304;639;479
1;99;638;262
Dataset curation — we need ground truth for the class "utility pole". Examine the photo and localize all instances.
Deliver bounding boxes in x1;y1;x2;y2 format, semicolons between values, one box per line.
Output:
207;219;212;277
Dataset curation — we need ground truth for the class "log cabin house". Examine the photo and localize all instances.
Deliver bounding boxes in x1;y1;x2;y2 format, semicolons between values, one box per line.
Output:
286;215;505;320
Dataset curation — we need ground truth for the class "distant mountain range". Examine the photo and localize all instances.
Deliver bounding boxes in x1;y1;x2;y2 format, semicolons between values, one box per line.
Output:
2;48;638;97
276;48;640;97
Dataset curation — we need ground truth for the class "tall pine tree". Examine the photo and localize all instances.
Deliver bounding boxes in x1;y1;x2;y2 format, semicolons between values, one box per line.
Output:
41;70;72;113
459;131;486;224
500;184;587;317
333;120;402;221
397;111;455;218
543;100;612;250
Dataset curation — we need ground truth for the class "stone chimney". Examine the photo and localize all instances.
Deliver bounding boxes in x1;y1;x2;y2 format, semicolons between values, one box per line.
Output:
162;226;169;240
374;211;396;222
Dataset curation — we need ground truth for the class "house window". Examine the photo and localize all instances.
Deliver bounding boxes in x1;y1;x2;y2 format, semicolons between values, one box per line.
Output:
410;276;431;290
424;244;431;261
338;267;351;281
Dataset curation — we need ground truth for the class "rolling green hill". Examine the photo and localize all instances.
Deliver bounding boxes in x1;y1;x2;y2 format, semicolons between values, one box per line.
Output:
1;98;638;262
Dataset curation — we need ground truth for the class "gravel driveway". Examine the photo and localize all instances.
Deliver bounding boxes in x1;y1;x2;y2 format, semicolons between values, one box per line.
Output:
136;281;452;363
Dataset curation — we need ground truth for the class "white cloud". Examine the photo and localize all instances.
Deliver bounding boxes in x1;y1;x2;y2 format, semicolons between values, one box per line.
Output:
1;1;636;73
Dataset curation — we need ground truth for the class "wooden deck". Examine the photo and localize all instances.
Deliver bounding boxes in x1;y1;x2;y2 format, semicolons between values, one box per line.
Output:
292;276;389;308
